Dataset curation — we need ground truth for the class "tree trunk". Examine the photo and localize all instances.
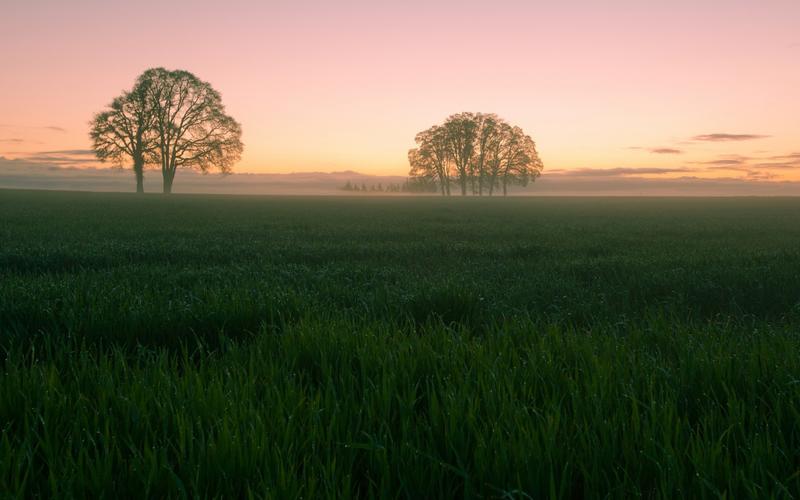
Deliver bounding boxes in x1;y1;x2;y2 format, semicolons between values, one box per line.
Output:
163;170;175;194
133;156;145;194
460;176;467;196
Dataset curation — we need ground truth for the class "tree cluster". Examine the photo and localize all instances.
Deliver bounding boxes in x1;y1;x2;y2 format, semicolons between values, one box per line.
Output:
341;178;438;194
90;68;243;194
408;112;543;196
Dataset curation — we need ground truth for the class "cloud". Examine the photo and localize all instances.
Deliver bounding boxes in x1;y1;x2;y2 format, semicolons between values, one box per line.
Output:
0;138;25;143
23;156;96;163
13;149;100;167
0;125;67;132
769;153;800;161
745;170;778;180
36;149;95;156
692;153;800;172
691;133;769;142
751;162;800;170
695;159;747;166
550;167;692;177
627;146;684;155
705;165;749;172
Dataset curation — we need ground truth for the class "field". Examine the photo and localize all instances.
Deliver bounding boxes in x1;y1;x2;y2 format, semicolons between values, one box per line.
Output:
1;189;800;498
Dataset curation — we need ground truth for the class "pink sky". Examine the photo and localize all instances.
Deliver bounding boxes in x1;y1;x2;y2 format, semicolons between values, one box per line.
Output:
1;0;799;180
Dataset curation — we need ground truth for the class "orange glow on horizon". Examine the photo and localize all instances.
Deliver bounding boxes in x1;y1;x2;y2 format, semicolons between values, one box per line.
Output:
1;0;799;184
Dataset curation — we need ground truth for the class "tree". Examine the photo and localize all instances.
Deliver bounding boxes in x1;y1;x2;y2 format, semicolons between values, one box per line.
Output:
499;126;543;195
408;124;451;196
138;68;243;194
407;112;543;196
89;82;156;193
471;113;500;196
444;113;478;196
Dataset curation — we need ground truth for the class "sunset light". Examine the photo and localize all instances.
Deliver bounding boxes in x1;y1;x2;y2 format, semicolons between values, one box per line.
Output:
3;2;800;497
2;1;798;193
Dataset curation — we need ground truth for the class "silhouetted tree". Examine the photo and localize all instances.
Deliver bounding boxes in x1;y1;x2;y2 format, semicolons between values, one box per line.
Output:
471;113;500;196
408;125;451;196
444;113;478;196
408;112;543;196
138;68;243;194
498;126;543;195
89;82;156;193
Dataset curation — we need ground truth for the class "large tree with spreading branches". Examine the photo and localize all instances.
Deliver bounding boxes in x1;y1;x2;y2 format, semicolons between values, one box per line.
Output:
139;68;243;194
408;112;543;196
90;68;243;194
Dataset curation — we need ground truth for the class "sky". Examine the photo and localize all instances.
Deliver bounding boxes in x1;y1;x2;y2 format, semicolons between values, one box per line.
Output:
1;0;799;184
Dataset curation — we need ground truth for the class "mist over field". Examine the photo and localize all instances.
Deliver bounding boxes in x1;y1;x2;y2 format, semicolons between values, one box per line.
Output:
4;157;800;196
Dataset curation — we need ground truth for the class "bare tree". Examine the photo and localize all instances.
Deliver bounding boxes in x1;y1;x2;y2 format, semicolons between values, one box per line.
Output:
89;83;156;193
138;68;243;194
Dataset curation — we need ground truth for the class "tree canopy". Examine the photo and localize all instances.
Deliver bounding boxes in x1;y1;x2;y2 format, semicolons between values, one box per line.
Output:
90;68;243;194
139;68;243;194
89;83;156;193
408;113;543;196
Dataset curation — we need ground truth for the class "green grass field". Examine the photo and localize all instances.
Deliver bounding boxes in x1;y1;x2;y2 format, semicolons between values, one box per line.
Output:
2;189;800;498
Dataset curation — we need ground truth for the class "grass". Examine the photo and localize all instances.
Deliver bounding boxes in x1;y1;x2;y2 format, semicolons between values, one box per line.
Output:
1;189;799;498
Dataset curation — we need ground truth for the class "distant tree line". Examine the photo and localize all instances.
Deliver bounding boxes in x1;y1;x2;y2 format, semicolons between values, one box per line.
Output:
408;112;543;196
340;178;438;193
90;68;243;194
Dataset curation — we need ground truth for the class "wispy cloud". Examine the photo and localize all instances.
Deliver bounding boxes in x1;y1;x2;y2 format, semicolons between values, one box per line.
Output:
694;158;747;166
692;133;769;142
23;156;96;164
649;148;683;155
0;125;67;132
0;138;25;143
745;170;777;180
17;149;98;167
37;149;95;156
751;162;800;170
627;146;684;154
692;153;800;176
769;153;800;161
551;167;692;177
